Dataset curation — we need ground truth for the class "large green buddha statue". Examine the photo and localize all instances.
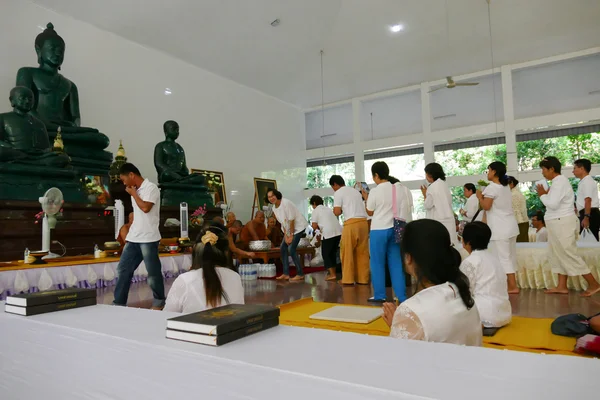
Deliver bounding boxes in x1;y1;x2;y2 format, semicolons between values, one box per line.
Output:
16;23;112;176
0;86;85;202
0;86;69;167
153;120;213;207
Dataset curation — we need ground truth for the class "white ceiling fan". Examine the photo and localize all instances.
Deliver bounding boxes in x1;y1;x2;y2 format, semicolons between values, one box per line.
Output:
429;76;480;93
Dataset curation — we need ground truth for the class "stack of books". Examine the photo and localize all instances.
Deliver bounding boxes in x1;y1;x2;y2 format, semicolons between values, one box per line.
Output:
5;288;97;316
166;304;280;346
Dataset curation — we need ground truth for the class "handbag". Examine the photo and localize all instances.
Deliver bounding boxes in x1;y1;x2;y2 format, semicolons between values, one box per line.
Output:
551;312;600;338
579;228;599;243
392;184;407;244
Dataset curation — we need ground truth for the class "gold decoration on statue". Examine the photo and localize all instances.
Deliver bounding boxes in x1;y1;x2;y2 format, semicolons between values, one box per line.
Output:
52;127;65;153
116;140;126;158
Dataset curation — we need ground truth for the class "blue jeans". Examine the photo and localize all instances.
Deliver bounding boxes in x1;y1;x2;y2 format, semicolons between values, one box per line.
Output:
370;228;406;301
281;232;306;276
113;241;165;307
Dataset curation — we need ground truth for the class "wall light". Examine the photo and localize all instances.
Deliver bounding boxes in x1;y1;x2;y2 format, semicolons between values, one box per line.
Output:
390;24;404;33
164;88;172;95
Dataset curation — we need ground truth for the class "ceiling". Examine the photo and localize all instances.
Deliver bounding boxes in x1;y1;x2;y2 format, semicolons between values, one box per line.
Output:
31;0;600;108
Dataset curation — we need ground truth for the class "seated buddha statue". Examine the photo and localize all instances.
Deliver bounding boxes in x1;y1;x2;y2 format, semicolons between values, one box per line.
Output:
15;23;111;172
0;86;70;167
154;120;206;186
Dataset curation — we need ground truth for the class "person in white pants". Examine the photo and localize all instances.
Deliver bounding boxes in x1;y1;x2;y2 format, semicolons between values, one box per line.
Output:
536;156;600;297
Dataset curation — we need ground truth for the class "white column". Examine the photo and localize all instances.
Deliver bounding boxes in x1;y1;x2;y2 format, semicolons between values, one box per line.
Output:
501;65;518;174
352;98;365;182
420;82;434;164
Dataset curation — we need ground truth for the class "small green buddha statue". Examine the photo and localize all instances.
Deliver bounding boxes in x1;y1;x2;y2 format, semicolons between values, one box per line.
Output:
0;86;69;167
16;23;111;174
154;120;206;185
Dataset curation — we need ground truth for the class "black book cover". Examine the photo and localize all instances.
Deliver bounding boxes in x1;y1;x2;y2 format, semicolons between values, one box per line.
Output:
166;317;279;346
5;296;97;316
167;303;280;335
6;288;97;307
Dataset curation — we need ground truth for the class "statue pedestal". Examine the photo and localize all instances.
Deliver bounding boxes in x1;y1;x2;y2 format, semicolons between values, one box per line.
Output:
0;163;86;203
159;182;214;208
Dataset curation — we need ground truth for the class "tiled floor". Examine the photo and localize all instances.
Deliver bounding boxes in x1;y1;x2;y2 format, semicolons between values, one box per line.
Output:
97;272;600;318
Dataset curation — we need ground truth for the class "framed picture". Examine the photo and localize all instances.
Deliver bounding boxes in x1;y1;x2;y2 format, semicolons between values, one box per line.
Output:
254;178;277;209
190;169;227;204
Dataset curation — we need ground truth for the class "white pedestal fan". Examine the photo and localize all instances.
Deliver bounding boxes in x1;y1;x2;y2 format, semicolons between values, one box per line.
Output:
39;187;64;260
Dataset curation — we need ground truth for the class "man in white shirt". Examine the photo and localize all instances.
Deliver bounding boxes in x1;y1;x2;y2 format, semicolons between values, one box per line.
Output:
114;163;165;309
266;189;308;282
330;175;370;285
537;157;600;297
460;183;482;222
573;159;599;241
310;195;342;281
531;211;548;242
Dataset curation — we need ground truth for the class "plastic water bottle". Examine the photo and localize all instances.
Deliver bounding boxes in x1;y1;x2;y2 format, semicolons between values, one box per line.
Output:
94;244;100;259
240;265;246;280
24;248;30;264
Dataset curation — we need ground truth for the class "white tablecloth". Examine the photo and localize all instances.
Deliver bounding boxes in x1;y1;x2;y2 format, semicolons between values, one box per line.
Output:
516;242;600;290
0;304;597;400
0;254;192;300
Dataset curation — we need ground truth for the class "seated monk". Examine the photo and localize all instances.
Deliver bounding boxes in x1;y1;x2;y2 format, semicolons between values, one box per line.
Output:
154;120;206;186
228;220;255;260
16;23;110;155
0;86;69;167
238;211;267;249
225;212;236;229
266;216;283;248
117;212;134;247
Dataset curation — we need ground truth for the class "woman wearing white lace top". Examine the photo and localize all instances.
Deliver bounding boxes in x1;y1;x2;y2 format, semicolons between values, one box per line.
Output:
382;219;482;346
164;223;244;314
460;222;512;328
508;176;530;242
476;162;520;294
421;163;457;245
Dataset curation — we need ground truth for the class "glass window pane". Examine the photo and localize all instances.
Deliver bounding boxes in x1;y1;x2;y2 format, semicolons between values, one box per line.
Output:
516;132;600;171
434;144;507;176
306;162;356;189
364;154;425;183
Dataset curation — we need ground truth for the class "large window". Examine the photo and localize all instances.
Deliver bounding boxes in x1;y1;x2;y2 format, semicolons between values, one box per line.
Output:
364;154;424;183
306;160;356;189
516;132;600;171
434;143;507;176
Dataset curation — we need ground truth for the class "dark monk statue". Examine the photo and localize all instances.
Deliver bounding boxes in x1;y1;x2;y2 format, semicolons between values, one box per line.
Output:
0;86;69;167
16;22;111;174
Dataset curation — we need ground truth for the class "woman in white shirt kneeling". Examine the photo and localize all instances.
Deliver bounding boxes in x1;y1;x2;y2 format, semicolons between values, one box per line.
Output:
460;222;512;328
164;223;244;314
383;219;482;346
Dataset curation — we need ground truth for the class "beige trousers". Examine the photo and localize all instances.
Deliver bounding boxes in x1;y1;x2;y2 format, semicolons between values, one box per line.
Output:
546;215;590;276
340;218;370;284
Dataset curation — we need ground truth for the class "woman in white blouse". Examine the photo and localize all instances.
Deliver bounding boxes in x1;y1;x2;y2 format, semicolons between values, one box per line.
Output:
164;223;244;313
382;219;482;346
363;162;408;303
421;163;457;245
507;176;529;242
476;162;520;294
460;222;512;328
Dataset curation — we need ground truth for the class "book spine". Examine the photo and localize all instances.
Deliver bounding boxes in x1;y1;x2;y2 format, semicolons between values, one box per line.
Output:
217;318;279;346
216;308;281;335
24;297;97;316
24;290;97;307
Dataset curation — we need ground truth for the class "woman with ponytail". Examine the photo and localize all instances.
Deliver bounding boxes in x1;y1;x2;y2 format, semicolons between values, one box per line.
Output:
382;219;482;346
476;161;520;294
164;222;244;313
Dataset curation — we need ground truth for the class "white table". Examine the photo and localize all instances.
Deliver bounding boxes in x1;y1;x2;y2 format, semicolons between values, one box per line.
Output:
0;304;598;400
0;254;192;300
516;242;600;290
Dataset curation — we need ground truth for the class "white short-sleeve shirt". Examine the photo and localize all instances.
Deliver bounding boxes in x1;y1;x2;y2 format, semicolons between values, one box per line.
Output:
333;186;368;220
272;198;308;235
576;175;599;212
126;179;161;243
366;182;411;230
540;175;575;220
536;227;548;242
482;183;519;240
310;205;342;239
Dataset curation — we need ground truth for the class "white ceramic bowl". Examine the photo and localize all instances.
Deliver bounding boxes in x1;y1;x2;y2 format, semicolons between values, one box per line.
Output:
297;238;311;248
249;240;272;251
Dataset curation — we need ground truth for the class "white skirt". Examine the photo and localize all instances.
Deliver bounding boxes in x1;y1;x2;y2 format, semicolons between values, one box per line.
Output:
489;237;517;274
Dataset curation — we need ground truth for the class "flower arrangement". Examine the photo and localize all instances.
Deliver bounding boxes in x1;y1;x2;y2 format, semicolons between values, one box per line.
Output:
477;179;489;187
190;204;207;227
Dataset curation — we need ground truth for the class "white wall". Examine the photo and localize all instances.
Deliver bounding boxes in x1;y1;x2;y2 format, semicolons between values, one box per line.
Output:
0;0;306;221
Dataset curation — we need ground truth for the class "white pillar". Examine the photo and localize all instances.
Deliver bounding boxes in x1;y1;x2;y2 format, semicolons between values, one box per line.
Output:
352;98;365;182
501;65;518;174
420;82;434;164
